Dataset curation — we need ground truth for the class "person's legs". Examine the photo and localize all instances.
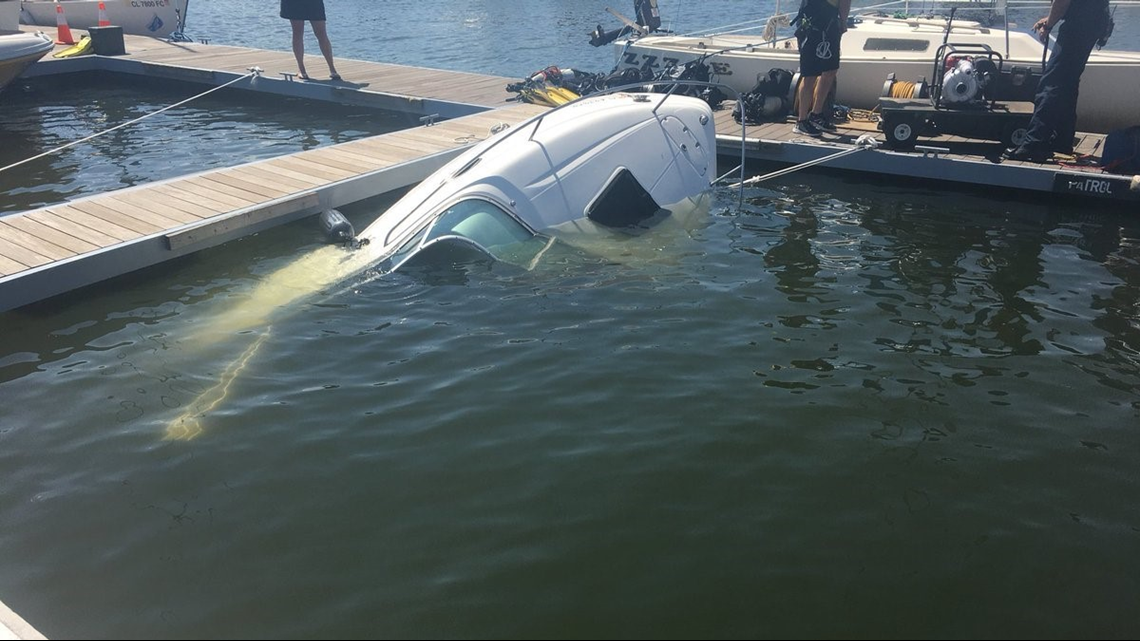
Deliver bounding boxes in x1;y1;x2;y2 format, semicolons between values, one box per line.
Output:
310;20;339;78
1021;15;1100;154
797;75;818;122
811;70;836;116
291;18;310;78
794;74;822;135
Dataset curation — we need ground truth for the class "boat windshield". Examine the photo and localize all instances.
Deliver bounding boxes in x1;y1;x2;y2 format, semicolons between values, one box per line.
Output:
389;198;551;271
426;199;534;248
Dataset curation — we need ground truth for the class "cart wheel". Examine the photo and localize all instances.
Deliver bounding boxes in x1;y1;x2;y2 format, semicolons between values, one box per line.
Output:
884;117;918;149
1002;123;1030;148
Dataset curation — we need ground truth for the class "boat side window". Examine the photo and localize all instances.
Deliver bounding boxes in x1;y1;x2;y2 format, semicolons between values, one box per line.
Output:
863;38;930;52
428;199;534;251
388;226;430;268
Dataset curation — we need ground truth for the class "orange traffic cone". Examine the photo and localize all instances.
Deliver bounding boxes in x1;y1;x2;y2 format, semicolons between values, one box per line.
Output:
97;1;111;27
54;1;75;45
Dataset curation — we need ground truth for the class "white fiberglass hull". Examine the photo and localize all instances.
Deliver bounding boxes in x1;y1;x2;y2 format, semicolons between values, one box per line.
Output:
165;92;717;439
617;15;1140;133
20;0;187;38
185;92;717;345
0;31;52;94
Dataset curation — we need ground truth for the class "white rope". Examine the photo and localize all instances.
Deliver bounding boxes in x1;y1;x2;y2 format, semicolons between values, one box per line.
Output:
0;68;263;176
727;134;881;189
762;13;793;42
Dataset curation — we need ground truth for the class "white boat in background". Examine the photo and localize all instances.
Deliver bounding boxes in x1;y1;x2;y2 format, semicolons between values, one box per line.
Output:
614;1;1140;133
0;31;52;95
19;0;189;38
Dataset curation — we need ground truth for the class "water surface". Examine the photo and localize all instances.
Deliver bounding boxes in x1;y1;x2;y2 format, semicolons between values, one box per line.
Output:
0;1;1138;638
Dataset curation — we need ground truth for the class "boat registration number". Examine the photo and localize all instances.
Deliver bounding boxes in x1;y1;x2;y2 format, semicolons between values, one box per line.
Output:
1052;173;1140;201
622;52;733;77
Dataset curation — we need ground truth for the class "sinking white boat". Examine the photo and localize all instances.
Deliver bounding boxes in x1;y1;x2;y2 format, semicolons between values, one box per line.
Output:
615;6;1140;133
167;90;717;439
19;0;189;38
352;91;716;271
0;31;52;95
194;90;717;341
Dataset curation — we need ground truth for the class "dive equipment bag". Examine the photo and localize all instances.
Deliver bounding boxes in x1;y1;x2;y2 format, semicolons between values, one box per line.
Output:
732;68;794;124
1101;126;1140;175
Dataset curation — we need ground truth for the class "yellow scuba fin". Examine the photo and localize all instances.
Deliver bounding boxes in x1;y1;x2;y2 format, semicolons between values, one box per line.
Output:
53;35;94;58
521;85;559;107
542;87;570;105
549;86;580;103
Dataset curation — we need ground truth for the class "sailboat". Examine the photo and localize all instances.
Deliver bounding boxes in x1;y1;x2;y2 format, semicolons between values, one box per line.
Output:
612;1;1140;133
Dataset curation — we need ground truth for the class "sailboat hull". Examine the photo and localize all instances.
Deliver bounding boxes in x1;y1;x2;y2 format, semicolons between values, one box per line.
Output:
20;0;188;38
617;15;1140;133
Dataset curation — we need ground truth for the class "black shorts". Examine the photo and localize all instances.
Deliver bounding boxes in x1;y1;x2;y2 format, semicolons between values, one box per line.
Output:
280;0;326;22
797;11;841;76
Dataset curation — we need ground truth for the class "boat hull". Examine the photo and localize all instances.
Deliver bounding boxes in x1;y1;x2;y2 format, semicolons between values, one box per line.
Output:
360;92;717;271
617;20;1140;133
20;0;187;38
0;31;53;94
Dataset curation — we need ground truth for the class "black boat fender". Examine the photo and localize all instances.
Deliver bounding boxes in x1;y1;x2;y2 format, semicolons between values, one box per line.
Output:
319;209;368;248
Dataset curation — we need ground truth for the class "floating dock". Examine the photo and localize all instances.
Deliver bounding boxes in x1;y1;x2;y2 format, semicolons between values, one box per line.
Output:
1;29;1137;317
712;111;1139;204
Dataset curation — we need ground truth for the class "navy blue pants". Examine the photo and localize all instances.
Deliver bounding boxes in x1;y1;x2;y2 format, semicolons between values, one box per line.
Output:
1023;2;1109;152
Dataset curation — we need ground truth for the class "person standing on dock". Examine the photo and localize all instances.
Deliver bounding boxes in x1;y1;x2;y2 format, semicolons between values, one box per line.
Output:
1002;0;1110;162
790;0;851;137
280;0;342;81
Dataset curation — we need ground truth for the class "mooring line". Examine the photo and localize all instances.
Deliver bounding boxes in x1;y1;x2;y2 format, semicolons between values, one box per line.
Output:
0;68;264;176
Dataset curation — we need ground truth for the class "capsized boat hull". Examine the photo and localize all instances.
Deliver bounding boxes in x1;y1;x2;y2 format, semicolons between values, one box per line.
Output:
356;91;717;272
20;0;188;38
191;92;717;342
0;31;53;94
616;14;1140;133
166;91;718;439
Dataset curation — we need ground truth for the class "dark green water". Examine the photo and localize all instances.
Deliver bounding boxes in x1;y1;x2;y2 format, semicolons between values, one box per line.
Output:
1;176;1138;638
1;0;1139;637
0;73;415;214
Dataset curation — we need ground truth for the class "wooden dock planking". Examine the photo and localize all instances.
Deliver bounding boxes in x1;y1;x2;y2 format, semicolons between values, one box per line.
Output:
116;37;520;109
0;254;26;278
314;147;393;171
0;236;52;270
105;189;215;222
262;156;355;183
224;166;321;195
201;171;296;200
144;183;250;215
38;207;137;244
0;221;75;262
178;176;266;206
65;199;172;235
164;192;321;251
1;216;100;255
288;150;376;175
103;191;211;225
